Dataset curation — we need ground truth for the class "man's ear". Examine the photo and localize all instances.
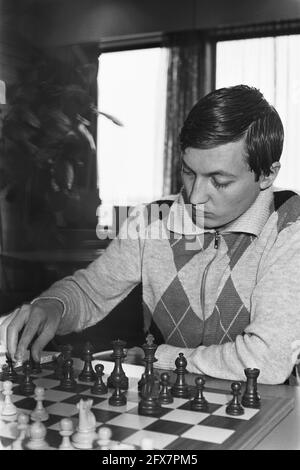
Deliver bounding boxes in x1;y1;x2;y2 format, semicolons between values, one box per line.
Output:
259;162;281;189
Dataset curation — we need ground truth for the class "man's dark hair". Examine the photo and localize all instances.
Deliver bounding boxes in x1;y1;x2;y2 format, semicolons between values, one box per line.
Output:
179;85;284;180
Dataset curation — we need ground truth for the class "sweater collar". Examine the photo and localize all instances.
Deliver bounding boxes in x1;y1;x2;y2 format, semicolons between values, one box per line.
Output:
166;186;274;237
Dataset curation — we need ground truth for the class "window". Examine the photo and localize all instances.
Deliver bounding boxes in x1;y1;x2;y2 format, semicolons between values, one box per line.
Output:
97;48;169;225
216;35;300;192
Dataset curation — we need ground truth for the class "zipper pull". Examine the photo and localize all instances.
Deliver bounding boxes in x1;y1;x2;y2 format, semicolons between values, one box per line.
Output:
214;231;220;249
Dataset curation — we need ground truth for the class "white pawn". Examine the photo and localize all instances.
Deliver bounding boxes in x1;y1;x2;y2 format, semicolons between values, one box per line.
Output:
31;387;49;422
1;380;17;422
59;418;75;450
97;426;112;450
26;421;48;450
12;413;30;450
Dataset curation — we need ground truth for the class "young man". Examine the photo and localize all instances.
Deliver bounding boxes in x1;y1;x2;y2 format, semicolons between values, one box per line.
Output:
2;85;300;384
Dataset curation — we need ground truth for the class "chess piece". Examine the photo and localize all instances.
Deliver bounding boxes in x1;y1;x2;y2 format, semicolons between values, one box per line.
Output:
91;363;108;395
107;339;128;390
26;421;48;450
97;426;112;450
53;353;65;380
72;398;97;449
108;372;127;406
20;361;35;395
1;380;18;422
31;387;49;422
171;353;190;398
138;375;162;416
138;334;158;391
158;372;173;405
12;413;30;450
242;368;261;408
54;344;73;380
190;376;209;412
226;382;245;416
2;354;18;382
29;352;42;375
59;418;75;450
79;342;96;382
60;358;77;391
62;344;73;361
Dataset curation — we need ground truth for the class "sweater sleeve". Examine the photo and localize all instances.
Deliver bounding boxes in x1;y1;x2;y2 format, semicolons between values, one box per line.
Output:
155;223;300;384
35;207;146;335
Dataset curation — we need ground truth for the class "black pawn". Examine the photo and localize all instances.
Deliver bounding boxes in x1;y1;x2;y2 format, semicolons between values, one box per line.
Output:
60;358;77;391
20;361;35;395
190;376;209;412
91;364;108;395
158;372;173;405
29;353;42;375
242;368;261;408
2;354;18;382
171;353;190;398
226;382;244;416
108;373;127;406
79;342;96;382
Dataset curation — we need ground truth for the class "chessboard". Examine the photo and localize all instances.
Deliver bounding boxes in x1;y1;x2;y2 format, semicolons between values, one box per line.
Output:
0;354;295;451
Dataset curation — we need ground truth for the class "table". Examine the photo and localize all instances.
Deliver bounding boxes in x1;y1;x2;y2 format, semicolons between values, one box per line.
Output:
116;349;300;450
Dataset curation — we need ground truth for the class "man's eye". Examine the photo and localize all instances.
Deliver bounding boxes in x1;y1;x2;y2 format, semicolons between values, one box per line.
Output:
212;179;231;189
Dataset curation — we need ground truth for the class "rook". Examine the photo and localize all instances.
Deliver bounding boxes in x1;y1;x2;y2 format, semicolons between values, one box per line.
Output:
242;368;261;408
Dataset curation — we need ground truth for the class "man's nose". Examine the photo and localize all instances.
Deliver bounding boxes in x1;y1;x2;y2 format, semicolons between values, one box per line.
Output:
189;177;209;205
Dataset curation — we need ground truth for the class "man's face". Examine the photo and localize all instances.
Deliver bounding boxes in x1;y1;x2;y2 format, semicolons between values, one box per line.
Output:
181;139;262;229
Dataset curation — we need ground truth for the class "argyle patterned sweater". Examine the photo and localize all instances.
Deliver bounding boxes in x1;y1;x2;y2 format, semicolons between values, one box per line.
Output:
37;186;300;384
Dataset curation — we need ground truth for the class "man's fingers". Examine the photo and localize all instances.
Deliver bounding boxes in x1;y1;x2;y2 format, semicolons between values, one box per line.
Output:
7;305;31;360
15;309;45;361
31;327;56;363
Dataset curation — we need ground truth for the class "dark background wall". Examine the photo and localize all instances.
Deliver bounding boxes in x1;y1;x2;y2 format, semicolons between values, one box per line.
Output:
21;0;300;47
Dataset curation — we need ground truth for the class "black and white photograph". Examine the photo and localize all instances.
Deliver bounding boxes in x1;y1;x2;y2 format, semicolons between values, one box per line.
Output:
0;0;300;454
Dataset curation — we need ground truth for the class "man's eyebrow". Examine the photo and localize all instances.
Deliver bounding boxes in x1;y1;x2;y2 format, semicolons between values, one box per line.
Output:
207;170;237;178
181;159;236;178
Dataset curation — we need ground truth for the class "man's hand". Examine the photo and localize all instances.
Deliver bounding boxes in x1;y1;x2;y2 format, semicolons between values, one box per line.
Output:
6;299;64;362
126;346;144;365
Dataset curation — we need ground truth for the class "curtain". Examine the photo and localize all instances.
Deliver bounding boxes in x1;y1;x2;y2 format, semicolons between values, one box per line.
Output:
163;33;216;195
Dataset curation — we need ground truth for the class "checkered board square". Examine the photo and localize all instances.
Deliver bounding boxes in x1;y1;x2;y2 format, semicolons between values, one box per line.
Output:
0;361;294;450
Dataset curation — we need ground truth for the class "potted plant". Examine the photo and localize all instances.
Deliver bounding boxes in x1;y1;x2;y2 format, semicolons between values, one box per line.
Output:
0;49;121;251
